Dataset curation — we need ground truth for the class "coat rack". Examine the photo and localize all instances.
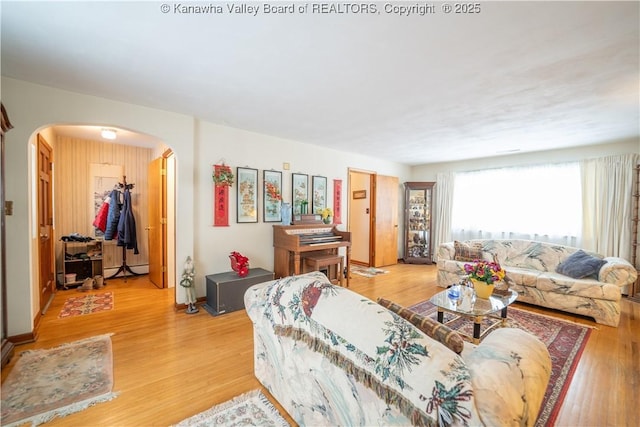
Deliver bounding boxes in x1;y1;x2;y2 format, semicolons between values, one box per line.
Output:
108;175;141;281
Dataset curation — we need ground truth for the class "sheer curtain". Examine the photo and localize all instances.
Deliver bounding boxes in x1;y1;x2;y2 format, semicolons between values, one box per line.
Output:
434;172;455;251
581;154;639;260
450;163;582;246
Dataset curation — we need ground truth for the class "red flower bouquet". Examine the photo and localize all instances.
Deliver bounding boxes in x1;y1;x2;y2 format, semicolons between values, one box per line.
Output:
229;251;250;277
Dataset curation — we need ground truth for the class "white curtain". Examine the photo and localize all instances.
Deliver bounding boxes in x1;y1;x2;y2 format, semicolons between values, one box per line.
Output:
434;172;454;252
581;154;639;261
450;163;582;246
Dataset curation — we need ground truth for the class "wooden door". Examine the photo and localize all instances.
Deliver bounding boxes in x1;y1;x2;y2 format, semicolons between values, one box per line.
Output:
373;175;399;267
348;170;372;264
37;134;55;312
147;157;166;288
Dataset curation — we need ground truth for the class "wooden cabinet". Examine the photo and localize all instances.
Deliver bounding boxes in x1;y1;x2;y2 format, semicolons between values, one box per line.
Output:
61;240;104;289
403;182;435;264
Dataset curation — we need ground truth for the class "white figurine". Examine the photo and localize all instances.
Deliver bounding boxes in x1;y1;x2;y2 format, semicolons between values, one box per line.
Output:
180;256;198;314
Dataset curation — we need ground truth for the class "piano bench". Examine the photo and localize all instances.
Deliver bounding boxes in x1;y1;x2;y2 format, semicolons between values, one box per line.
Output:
303;253;345;287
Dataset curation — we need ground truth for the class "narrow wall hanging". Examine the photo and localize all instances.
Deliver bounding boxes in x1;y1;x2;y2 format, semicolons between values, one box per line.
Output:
333;179;342;224
213;164;234;226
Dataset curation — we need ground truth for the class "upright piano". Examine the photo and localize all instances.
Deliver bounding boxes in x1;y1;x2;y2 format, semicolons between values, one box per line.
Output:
273;224;352;286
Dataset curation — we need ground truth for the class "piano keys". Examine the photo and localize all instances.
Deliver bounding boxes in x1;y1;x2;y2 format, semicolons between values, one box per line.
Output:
273;224;351;286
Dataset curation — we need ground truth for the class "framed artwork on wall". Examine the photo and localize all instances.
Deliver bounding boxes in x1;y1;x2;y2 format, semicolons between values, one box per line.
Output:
263;170;282;222
237;167;258;223
312;175;327;214
292;173;308;214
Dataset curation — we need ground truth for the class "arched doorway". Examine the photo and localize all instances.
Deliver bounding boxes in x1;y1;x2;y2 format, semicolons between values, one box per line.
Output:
32;124;176;316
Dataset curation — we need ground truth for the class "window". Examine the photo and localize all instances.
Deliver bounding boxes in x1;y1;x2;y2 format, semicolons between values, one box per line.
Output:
451;162;582;245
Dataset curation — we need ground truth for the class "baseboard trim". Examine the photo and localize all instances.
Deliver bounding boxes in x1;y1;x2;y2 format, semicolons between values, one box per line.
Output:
174;296;206;311
1;338;15;367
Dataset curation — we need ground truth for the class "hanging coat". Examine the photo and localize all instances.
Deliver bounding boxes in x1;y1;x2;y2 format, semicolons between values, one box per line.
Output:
117;188;139;254
92;196;110;233
104;189;122;240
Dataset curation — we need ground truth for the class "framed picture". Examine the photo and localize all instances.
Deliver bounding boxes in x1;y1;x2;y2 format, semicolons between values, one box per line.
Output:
312;175;327;214
353;190;367;199
292;173;308;214
263;170;282;222
236;167;258;223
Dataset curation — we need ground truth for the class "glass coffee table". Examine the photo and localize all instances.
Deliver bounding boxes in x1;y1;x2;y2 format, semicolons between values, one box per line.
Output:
429;286;518;344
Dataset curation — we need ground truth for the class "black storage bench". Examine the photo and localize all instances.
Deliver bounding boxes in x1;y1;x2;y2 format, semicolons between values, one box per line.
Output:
203;268;274;316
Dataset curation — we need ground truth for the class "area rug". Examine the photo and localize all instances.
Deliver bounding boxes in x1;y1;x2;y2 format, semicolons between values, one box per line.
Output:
350;265;389;278
0;334;118;427
408;300;591;427
58;292;113;318
174;389;289;427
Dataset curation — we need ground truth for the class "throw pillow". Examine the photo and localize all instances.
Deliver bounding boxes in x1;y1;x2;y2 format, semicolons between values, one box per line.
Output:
377;298;464;354
556;249;607;279
454;240;483;262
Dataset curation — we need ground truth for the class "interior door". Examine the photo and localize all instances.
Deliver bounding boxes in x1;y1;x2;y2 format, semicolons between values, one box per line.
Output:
147;157;166;288
373;175;399;267
37;134;55;313
348;170;372;264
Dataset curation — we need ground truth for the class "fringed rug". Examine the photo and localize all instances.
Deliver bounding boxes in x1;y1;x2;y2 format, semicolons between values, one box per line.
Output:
350;265;389;278
408;300;591;427
0;334;118;427
174;390;289;427
58;292;113;318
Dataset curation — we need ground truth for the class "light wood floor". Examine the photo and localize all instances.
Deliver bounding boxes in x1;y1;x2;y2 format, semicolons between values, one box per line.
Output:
2;264;639;426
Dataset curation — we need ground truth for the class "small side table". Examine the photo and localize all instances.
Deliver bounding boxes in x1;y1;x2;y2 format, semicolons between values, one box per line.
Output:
204;268;274;316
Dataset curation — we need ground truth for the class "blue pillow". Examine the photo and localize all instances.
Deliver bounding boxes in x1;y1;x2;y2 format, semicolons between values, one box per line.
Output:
556;250;606;279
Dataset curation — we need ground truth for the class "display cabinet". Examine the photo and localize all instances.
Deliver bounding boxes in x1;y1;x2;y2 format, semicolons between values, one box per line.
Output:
403;182;435;264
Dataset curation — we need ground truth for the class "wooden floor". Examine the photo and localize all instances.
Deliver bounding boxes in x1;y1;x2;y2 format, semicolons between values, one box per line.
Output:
2;264;639;426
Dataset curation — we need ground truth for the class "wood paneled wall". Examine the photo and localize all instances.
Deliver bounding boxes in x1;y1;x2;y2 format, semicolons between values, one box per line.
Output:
53;136;152;273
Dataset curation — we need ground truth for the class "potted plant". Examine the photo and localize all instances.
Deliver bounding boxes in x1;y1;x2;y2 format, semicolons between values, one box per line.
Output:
321;207;333;224
463;260;505;299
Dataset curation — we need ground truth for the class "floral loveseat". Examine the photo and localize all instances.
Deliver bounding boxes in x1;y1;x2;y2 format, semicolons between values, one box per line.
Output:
437;240;637;327
244;271;551;426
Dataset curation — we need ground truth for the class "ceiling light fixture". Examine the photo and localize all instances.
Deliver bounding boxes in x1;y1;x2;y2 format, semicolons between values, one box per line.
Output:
101;128;117;140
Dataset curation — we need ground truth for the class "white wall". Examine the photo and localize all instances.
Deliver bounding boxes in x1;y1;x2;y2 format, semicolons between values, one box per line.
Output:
192;120;410;298
1;77;410;336
2;77;195;336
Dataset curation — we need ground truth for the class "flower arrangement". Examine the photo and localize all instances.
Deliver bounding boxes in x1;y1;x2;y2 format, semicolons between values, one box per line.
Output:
265;181;282;201
213;165;234;186
464;260;505;284
229;251;250;277
321;207;333;220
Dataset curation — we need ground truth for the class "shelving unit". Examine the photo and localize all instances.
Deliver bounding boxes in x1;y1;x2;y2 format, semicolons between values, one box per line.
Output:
403;182;435;264
61;240;104;289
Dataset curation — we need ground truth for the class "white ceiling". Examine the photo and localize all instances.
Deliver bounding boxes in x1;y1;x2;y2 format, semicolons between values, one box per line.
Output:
2;1;638;165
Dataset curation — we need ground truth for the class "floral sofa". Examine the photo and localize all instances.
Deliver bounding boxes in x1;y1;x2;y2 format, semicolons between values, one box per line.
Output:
244;271;551;426
437;240;638;327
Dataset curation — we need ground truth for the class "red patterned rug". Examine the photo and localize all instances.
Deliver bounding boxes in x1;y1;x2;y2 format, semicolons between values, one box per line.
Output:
58;292;114;318
408;300;591;427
